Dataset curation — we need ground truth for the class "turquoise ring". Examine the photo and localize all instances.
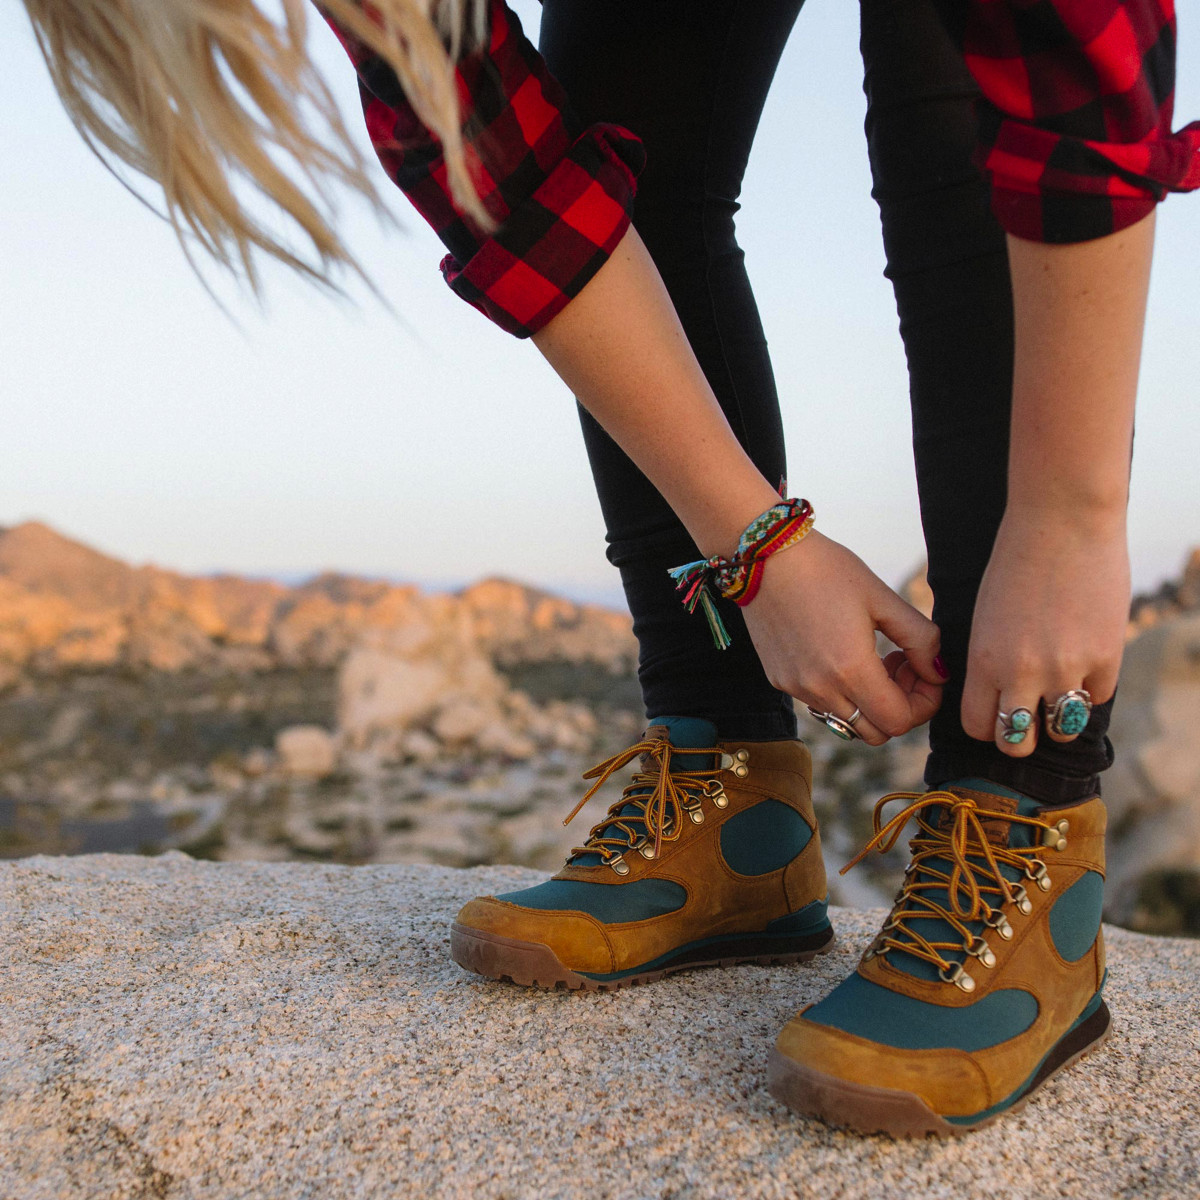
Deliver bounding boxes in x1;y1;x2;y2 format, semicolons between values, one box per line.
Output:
1046;689;1093;738
997;707;1034;745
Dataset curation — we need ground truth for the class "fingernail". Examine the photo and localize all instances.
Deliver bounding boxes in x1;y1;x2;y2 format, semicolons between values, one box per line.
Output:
934;655;949;680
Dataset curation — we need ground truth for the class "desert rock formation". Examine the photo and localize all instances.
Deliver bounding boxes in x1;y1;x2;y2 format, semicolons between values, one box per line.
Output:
0;521;636;677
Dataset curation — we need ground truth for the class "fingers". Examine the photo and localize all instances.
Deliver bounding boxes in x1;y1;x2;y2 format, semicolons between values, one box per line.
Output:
807;702;889;747
966;679;1103;756
1045;682;1105;744
846;707;889;747
872;587;946;687
882;649;943;727
995;697;1039;757
844;651;941;742
1043;689;1084;744
961;675;1000;744
964;669;1043;758
804;642;948;748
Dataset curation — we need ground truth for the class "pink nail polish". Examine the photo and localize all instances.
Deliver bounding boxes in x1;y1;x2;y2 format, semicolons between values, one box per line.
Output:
934;655;949;680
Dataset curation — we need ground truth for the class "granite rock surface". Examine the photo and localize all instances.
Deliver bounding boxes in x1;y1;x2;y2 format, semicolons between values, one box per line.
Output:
1;855;1196;1200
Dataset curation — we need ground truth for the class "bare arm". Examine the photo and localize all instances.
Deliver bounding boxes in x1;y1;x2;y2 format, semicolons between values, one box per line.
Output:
962;212;1156;754
533;228;945;743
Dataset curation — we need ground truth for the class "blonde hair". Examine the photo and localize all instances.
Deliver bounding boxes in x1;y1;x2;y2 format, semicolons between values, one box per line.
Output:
21;0;489;291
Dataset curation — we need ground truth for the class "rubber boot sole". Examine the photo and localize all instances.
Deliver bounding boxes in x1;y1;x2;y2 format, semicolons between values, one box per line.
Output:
450;922;836;992
766;997;1112;1137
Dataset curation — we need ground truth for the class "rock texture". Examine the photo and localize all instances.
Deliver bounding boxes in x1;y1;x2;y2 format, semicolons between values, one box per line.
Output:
1104;612;1200;928
0;521;636;677
1;855;1196;1200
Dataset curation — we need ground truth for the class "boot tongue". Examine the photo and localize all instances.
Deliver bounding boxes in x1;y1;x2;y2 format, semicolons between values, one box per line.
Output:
641;716;719;772
938;778;1043;846
573;716;718;867
930;779;1028;849
884;779;1041;981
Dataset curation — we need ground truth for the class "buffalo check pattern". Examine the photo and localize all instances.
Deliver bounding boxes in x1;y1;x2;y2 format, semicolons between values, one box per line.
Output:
324;0;643;337
961;0;1200;241
327;0;1198;335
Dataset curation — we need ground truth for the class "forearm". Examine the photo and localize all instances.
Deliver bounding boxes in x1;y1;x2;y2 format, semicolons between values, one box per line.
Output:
1005;212;1155;530
532;228;781;558
961;215;1156;745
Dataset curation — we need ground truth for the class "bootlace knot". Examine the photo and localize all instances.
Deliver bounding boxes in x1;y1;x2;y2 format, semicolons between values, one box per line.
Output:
841;789;1065;982
562;734;724;864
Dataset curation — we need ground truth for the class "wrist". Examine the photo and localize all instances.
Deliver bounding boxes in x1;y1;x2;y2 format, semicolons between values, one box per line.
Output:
670;496;816;649
686;473;788;560
1003;488;1128;539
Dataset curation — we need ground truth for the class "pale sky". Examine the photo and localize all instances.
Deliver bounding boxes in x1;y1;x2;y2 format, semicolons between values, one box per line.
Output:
2;0;1199;608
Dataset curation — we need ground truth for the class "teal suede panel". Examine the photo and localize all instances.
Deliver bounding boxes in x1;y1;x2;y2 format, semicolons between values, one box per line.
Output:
651;715;719;772
805;971;1039;1051
888;785;1041;982
494;877;686;923
719;799;811;876
1049;871;1104;962
573;715;717;867
765;898;830;935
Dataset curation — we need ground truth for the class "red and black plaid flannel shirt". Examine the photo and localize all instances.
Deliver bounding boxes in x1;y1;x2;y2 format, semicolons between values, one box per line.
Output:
327;0;1198;337
325;0;643;337
964;0;1200;241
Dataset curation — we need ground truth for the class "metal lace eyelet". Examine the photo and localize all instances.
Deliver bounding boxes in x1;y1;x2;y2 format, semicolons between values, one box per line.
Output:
640;844;657;860
610;856;629;876
719;748;751;778
686;805;705;824
1027;859;1052;891
967;936;997;968
705;780;729;808
938;961;976;992
1011;883;1033;915
1041;819;1069;852
862;936;887;962
984;909;1014;941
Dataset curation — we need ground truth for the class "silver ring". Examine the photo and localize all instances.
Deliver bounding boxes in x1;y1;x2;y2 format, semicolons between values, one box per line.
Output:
807;706;860;742
997;706;1035;746
1046;689;1093;738
846;708;862;728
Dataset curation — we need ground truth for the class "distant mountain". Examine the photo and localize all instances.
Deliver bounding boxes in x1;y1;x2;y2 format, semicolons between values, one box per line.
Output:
0;522;635;682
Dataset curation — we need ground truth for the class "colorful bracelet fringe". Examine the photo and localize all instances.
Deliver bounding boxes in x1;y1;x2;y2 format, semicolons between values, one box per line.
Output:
668;498;815;649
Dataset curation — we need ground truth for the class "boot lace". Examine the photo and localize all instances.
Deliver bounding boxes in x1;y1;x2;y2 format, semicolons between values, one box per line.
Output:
561;734;725;865
841;790;1065;988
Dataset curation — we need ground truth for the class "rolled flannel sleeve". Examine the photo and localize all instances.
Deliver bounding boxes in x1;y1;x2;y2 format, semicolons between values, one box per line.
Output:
962;0;1200;242
325;0;644;336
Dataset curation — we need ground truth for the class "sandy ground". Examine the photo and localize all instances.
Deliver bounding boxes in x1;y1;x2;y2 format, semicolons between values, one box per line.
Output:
1;854;1196;1200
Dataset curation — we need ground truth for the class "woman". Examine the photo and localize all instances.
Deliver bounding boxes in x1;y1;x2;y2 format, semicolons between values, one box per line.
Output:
22;0;1199;1135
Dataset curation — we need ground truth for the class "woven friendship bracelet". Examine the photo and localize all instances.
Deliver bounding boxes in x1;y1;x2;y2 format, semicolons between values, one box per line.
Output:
667;498;815;649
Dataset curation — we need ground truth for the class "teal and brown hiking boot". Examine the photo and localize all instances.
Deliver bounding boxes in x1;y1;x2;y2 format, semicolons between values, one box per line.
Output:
450;716;834;990
769;780;1110;1135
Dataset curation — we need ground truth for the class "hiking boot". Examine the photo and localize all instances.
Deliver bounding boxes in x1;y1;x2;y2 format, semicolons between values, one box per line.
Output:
768;780;1110;1135
450;716;834;990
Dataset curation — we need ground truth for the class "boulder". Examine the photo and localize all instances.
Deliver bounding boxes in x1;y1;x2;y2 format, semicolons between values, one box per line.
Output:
1103;611;1200;926
433;700;500;745
274;725;338;779
336;624;507;749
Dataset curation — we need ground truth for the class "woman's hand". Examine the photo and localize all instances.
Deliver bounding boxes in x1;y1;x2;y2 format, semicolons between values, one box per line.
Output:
741;530;946;746
961;508;1130;756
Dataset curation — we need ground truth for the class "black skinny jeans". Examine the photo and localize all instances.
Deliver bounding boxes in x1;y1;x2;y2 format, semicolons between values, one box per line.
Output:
539;0;1114;804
